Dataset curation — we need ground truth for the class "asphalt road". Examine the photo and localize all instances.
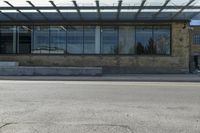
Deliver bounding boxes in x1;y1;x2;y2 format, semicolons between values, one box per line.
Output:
0;81;200;133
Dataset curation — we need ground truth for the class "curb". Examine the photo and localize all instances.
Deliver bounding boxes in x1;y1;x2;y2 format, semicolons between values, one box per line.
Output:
0;75;199;82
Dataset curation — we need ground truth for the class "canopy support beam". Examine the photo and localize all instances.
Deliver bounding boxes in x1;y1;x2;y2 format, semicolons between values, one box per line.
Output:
72;1;83;20
171;0;195;19
4;1;31;21
26;1;49;21
0;11;14;20
117;0;122;20
49;1;66;20
190;12;200;19
153;0;171;19
134;0;146;20
95;0;101;20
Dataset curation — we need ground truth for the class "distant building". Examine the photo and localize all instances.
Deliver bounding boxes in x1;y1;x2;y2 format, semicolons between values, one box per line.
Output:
0;0;200;74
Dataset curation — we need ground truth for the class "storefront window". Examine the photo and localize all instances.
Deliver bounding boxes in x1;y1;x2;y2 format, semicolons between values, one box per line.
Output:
136;26;154;55
84;26;96;54
101;26;118;54
154;26;171;55
0;25;171;56
67;26;83;54
18;26;32;54
50;26;66;54
33;26;50;54
119;26;135;54
0;26;16;54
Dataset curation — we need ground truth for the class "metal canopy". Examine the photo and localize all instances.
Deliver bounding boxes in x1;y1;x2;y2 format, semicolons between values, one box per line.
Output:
26;1;49;21
116;0;122;20
4;1;32;21
134;0;146;20
0;0;200;23
95;0;101;20
72;1;83;20
49;1;65;20
171;0;195;20
152;0;171;19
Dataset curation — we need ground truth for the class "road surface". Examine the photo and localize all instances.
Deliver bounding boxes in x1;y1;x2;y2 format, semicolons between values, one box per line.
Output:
0;81;200;133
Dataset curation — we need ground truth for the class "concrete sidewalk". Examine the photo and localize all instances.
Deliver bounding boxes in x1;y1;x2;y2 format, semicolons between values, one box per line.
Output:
0;74;199;82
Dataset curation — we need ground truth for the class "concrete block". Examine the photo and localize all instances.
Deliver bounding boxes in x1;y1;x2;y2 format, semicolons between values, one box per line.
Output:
0;62;19;67
0;67;102;76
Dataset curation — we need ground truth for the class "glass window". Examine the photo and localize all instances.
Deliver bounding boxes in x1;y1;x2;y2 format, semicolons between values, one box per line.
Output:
0;26;16;54
193;34;200;45
119;26;135;54
101;26;118;54
32;26;50;54
18;26;32;54
154;26;171;55
84;26;96;54
50;26;66;54
67;26;83;54
136;26;154;55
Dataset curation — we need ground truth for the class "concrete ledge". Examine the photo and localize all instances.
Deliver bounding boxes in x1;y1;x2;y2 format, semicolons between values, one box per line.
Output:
0;67;102;76
0;62;19;67
0;74;199;82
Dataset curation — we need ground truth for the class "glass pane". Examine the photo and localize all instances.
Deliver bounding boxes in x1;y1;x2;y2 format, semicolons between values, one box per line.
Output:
67;26;83;54
101;26;118;54
136;26;154;55
50;26;66;54
32;26;49;54
119;26;135;54
0;26;16;54
154;26;171;55
84;26;96;54
193;34;200;45
18;26;32;54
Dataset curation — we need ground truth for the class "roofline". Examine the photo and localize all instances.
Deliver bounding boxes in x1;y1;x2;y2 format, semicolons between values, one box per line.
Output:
0;5;200;10
0;20;190;25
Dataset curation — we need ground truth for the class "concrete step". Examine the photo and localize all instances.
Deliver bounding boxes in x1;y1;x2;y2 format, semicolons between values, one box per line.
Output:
0;61;19;67
0;67;102;76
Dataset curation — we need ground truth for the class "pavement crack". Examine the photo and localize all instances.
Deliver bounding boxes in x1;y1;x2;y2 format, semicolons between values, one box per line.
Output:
0;123;16;129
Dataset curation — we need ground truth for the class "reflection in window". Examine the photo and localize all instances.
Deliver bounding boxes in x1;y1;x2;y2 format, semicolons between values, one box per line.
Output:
0;25;171;56
84;26;96;54
67;26;83;54
33;26;49;54
0;26;16;54
101;26;118;54
18;26;32;54
154;26;171;55
136;26;155;55
50;26;66;54
119;26;135;54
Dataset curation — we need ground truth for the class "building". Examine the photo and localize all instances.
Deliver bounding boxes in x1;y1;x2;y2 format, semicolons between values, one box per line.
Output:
0;0;200;74
190;25;200;72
